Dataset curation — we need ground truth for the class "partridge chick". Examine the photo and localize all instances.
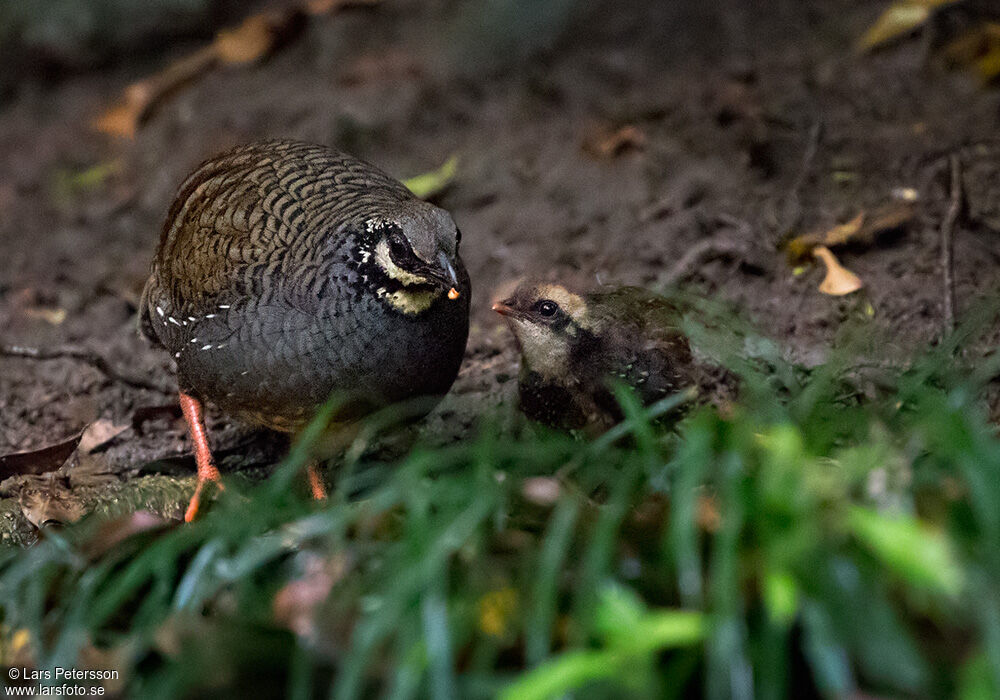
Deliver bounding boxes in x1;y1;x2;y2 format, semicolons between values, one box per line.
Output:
141;140;470;520
493;282;702;432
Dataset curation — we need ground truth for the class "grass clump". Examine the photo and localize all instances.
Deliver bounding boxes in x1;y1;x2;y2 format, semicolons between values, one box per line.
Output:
2;310;1000;699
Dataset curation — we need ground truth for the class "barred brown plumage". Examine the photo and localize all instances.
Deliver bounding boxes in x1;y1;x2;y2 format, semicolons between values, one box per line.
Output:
140;139;470;520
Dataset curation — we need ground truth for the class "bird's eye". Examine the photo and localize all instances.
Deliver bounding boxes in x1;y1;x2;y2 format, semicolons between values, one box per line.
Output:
535;300;559;317
455;229;462;245
388;233;410;261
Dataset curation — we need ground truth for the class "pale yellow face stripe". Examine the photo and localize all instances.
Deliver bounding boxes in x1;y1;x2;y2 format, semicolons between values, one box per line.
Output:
373;238;443;315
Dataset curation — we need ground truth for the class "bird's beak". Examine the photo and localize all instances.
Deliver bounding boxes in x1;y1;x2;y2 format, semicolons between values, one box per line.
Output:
423;252;461;299
491;299;516;317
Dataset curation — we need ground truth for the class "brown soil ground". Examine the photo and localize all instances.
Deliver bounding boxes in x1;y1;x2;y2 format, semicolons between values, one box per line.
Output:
2;0;1000;538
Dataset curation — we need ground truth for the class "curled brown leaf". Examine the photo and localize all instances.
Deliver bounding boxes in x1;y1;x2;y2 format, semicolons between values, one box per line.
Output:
94;0;383;139
0;433;82;481
814;245;864;296
785;200;915;265
19;478;87;528
582;124;646;159
214;15;275;66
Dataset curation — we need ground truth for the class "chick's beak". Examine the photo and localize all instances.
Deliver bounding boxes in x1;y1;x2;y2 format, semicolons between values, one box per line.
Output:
491;299;516;317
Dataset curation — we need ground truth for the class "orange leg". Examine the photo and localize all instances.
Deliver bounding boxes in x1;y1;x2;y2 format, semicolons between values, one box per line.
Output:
306;461;328;501
179;391;223;522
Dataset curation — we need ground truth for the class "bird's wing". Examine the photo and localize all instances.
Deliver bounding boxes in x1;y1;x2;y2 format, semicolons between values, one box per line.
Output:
586;287;697;401
588;286;690;342
154;140;411;316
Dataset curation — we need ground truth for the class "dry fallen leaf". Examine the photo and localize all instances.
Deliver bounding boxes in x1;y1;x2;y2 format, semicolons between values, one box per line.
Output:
94;0;382;138
820;211;866;248
582;124;646;159
859;0;962;52
79;419;130;454
942;22;1000;82
93;47;216;139
305;0;340;13
785;200;915;265
977;27;1000;81
863;199;917;237
0;433;82;480
23;306;67;325
814;246;864;296
305;0;380;15
92;95;147;140
215;15;275;65
19;478;87;528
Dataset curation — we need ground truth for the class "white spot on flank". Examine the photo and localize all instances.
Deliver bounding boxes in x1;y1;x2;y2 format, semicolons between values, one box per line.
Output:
156;306;164;317
174;352;181;358
190;338;199;343
218;304;230;309
168;317;181;326
201;344;213;350
188;316;196;322
205;314;216;318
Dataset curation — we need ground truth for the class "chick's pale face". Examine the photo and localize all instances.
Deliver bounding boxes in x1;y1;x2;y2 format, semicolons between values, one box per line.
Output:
493;283;589;381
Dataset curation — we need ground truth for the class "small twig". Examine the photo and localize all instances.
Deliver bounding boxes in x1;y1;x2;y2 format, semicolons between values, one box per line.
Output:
940;154;963;337
791;122;823;198
1;343;173;394
658;237;752;287
779;120;823;239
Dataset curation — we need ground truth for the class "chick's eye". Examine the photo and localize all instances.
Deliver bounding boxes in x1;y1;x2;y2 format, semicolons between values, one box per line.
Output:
388;233;410;261
535;300;559;317
455;229;462;245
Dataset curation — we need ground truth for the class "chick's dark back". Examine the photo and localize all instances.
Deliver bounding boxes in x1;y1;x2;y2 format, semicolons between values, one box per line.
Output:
575;287;695;402
141;140;470;431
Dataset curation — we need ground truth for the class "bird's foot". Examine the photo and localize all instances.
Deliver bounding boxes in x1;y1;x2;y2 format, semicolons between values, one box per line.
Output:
179;390;224;522
184;474;225;523
306;461;328;501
